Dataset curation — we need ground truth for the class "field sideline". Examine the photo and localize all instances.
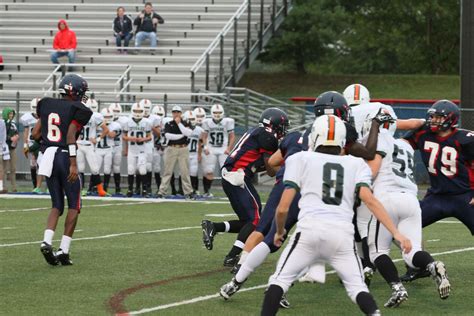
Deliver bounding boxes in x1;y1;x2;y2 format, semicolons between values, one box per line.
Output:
1;195;473;315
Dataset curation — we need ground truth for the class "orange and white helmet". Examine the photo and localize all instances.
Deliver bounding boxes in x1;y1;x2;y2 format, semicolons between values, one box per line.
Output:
193;107;206;124
86;98;99;112
131;102;145;120
211;104;224;121
108;103;122;120
30;97;41;112
183;110;196;126
100;108;114;125
139;99;152;117
152;105;165;117
343;84;370;106
310;115;346;151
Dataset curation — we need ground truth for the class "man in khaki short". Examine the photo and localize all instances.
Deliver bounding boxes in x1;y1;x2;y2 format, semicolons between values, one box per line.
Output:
157;105;194;199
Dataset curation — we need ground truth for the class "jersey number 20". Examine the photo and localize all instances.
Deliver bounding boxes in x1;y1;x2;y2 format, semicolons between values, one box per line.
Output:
322;163;344;205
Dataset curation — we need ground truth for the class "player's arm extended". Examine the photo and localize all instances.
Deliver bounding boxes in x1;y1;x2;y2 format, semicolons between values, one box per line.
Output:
32;119;42;141
274;187;296;247
348;120;380;160
267;149;283;177
396;118;425;130
359;186;412;253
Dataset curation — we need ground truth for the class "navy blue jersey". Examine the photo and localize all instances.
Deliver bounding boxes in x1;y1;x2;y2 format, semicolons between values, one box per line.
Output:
404;125;474;195
275;129;311;180
223;127;278;178
37;97;92;152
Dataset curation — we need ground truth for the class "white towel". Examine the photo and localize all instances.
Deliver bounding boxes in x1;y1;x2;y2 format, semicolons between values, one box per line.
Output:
38;147;59;177
221;168;245;188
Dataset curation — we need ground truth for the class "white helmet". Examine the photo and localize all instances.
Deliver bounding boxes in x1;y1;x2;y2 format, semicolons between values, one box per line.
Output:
193;107;206;124
131;102;144;120
139;99;152;117
361;107;397;138
343;84;370;106
108;103;122;120
211;104;224;121
310;115;346;151
30;97;41;112
86;99;99;112
100;108;114;125
152;105;165;117
183;110;196;126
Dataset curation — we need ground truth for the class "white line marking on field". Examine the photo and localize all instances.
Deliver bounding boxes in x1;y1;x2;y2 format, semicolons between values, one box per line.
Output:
205;213;237;217
427;239;440;242
0;226;200;248
437;220;461;224
1;227;15;230
127;246;474;314
0;201;154;213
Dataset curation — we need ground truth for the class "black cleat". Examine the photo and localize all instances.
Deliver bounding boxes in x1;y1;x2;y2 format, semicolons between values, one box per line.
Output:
40;242;59;266
223;254;240;267
56;249;73;266
400;266;431;282
230;263;241;275
279;292;291;309
126;190;133;197
201;220;215;250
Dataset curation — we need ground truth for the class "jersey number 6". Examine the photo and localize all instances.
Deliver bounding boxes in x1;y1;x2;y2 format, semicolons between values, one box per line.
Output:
47;113;61;142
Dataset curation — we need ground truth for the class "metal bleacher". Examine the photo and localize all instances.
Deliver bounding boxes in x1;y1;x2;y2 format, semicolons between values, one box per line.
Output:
0;0;293;111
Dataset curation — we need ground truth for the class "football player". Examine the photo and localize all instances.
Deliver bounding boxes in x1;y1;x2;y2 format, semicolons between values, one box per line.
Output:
151;105;166;194
201;108;288;267
32;74;93;266
109;103;128;194
95;108;121;193
201;104;235;197
260;115;412;316
193;107;207;126
123;102;152;197
184;110;204;194
77;98;108;196
20;97;44;192
140;99;161;196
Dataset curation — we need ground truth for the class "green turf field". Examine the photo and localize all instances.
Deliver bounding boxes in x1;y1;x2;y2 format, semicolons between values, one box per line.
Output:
1;196;473;315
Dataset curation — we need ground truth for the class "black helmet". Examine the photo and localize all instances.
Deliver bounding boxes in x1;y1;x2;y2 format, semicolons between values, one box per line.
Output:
314;91;351;122
259;107;290;140
427;100;460;132
58;74;89;101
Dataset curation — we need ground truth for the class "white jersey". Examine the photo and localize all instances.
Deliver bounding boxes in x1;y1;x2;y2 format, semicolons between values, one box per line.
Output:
386;138;418;195
145;114;162;151
124;117;152;154
351;102;397;140
78;112;103;146
19;112;38;146
284;151;372;228
97;121;121;150
112;116;128;147
188;125;204;157
202;117;234;148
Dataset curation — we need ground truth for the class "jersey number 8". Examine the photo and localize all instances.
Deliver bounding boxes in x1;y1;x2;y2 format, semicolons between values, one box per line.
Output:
322;163;344;205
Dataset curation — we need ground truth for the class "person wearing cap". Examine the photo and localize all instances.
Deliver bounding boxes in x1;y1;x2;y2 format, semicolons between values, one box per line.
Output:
157;105;194;198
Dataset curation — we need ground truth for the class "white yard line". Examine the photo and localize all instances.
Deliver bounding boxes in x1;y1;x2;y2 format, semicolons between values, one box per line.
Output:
0;226;200;248
437;220;462;224
0;201;155;213
127;246;474;315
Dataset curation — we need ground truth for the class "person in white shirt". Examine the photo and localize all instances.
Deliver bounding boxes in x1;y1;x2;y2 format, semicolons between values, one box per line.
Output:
183;110;204;194
140;99;161;195
109;103;128;194
260;115;412;316
201;104;235;197
151;105;166;194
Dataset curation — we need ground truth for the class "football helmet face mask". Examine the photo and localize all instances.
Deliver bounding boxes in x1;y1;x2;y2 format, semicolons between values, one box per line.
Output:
183;110;197;127
427;100;460;133
58;74;89;101
108;103;122;120
193;107;206;125
310;115;346;151
131;102;145;120
343;84;370;106
314;91;351;122
259;107;290;140
30;97;41;113
139;99;152;117
211;104;224;122
100;108;114;125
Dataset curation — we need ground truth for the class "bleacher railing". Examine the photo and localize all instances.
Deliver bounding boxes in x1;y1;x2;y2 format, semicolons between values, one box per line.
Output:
190;0;292;98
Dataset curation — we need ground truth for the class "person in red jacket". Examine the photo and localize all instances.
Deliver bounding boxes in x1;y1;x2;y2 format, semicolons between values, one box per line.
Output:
50;20;77;64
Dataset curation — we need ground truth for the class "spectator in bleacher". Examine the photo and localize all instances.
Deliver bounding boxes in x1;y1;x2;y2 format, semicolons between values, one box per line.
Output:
0;118;6;193
134;2;164;54
50;20;77;65
113;6;134;54
2;108;19;192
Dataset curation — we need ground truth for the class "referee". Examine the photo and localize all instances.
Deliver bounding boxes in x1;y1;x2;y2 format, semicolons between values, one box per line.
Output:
157;105;194;198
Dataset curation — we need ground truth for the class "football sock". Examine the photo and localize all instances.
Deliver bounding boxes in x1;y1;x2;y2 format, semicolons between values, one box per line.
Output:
412;251;434;270
236;243;270;283
30;168;37;188
128;175;134;191
154;172;161;190
261;284;283;316
141;174;148;193
191;176;199;192
59;235;72;254
135;174;142;193
374;254;400;284
80;173;85;188
90;174;102;187
238;250;249;265
227;223;255;258
114;173;121;190
103;174;111;191
356;292;379;315
146;172;152;191
228;220;246;233
43;229;55;245
203;177;212;193
214;222;226;233
361;237;376;269
224;221;230;232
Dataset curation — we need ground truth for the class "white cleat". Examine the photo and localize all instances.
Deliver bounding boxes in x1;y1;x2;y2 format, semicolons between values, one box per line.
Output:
428;261;451;299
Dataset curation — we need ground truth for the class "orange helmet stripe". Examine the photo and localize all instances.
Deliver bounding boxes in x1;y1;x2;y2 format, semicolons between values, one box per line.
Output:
328;115;336;141
354;84;360;101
